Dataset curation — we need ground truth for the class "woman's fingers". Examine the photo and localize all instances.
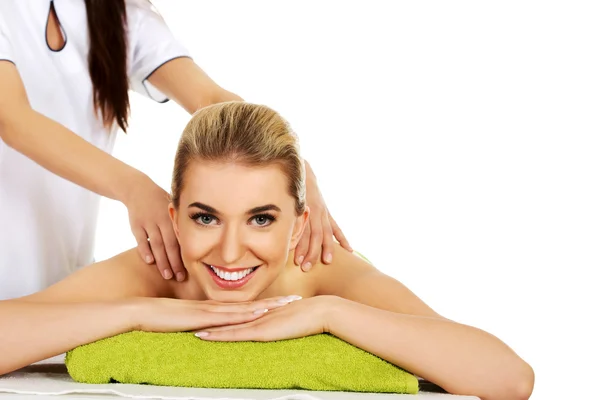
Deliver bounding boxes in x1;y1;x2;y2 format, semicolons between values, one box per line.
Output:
201;295;302;313
201;309;268;329
195;320;261;341
137;297;302;333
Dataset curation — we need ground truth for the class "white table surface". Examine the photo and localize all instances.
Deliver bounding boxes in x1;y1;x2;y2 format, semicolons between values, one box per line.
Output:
0;355;479;400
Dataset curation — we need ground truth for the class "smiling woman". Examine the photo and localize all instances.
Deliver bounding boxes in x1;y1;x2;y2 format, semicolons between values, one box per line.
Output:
0;102;534;400
167;103;308;303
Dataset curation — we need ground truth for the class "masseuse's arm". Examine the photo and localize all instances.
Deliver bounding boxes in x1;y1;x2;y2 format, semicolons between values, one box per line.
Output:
0;250;281;376
318;250;535;400
0;61;186;280
0;63;148;203
146;57;243;113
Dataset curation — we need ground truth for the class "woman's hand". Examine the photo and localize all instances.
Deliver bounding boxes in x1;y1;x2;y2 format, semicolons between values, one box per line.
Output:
130;296;301;333
294;161;352;271
193;295;338;342
124;175;186;282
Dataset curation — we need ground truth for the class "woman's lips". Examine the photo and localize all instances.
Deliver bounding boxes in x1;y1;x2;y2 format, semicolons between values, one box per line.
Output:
203;263;260;290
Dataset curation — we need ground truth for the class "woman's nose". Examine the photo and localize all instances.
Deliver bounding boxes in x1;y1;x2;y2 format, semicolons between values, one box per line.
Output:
219;225;245;265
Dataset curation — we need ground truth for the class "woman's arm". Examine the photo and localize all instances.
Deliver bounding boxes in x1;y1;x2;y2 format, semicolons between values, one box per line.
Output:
326;297;533;400
199;247;534;400
0;251;149;375
320;249;534;400
0;250;284;376
0;298;133;376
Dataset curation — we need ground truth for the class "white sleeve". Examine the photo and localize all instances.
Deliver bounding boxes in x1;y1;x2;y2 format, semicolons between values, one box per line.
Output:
0;15;15;64
127;1;190;103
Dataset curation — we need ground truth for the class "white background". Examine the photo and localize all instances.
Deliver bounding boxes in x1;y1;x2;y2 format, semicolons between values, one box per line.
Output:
95;1;600;399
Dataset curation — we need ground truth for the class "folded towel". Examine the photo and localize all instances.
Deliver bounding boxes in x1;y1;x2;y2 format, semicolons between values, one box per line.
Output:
65;332;418;394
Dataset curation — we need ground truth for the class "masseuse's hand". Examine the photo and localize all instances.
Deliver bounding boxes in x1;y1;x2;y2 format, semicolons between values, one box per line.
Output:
131;296;299;333
294;161;352;271
125;175;186;282
194;295;335;342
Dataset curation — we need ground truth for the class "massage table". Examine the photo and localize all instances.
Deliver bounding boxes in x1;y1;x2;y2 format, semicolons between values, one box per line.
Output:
0;355;479;400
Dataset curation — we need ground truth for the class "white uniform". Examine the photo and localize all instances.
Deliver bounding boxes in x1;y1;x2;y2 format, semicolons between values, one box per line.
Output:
0;0;189;299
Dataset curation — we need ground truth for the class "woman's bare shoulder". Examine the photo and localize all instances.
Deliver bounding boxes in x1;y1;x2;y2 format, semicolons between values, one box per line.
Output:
313;245;442;318
17;249;177;303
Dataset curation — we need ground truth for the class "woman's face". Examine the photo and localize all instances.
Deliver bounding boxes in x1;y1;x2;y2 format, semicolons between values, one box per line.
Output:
169;160;308;302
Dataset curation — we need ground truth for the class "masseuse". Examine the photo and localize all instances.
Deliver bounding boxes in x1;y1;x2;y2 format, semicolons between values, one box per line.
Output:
0;0;350;300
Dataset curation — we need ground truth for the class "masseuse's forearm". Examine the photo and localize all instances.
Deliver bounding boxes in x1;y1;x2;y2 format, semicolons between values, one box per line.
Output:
146;57;243;115
1;108;145;203
0;300;132;375
327;298;534;400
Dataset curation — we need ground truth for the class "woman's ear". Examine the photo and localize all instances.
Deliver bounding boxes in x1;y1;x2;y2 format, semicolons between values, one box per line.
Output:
289;206;310;249
168;203;181;242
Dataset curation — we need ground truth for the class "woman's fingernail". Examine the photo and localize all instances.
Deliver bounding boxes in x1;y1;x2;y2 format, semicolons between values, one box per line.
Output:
195;332;209;338
302;262;312;271
324;253;332;263
145;255;153;264
277;295;302;304
163;270;173;279
297;256;304;265
253;308;268;315
176;272;185;282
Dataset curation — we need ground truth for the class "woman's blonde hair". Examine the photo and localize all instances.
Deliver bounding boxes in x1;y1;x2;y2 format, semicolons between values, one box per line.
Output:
171;102;305;215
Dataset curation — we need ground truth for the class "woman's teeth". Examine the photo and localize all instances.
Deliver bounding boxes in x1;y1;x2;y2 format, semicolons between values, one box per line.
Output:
210;266;256;281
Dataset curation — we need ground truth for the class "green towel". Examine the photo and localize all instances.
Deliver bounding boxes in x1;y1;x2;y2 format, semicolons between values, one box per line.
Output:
65;331;418;394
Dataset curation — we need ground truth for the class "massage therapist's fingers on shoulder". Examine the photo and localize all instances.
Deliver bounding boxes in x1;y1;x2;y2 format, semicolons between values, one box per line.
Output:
126;178;185;281
294;223;310;266
133;227;154;265
320;213;335;265
146;225;173;279
295;206;352;271
158;222;186;281
295;200;324;270
302;213;324;271
329;213;352;253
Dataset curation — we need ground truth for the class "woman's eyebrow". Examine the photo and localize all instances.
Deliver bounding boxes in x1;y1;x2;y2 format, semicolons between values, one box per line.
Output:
187;202;281;215
247;204;281;214
188;202;218;214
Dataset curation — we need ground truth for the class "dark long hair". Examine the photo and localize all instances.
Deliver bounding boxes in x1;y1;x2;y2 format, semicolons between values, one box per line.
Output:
84;0;130;132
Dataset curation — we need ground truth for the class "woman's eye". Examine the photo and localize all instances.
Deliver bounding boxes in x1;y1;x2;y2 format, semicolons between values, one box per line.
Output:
193;214;218;226
200;215;214;224
251;215;274;227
